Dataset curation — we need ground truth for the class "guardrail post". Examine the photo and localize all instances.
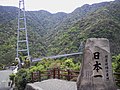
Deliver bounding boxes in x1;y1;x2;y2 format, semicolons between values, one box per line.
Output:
53;68;56;79
39;71;41;81
47;69;51;79
58;68;60;79
31;72;34;82
67;69;71;81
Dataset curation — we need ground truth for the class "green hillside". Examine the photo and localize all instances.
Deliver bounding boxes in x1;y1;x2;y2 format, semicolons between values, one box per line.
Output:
0;6;18;23
0;0;120;65
48;0;120;56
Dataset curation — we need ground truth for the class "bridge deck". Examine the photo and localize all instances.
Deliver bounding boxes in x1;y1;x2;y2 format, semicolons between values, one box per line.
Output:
32;52;83;62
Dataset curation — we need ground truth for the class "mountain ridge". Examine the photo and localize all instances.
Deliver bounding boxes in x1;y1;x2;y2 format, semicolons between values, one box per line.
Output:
0;0;120;65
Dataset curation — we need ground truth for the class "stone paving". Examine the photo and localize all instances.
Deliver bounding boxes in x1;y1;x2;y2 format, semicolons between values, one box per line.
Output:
26;79;77;90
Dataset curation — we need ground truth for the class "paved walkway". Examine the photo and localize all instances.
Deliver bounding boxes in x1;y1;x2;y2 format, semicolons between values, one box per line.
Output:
26;79;77;90
0;70;13;90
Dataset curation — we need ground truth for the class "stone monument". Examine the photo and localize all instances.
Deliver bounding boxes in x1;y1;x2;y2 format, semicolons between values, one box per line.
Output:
77;38;117;90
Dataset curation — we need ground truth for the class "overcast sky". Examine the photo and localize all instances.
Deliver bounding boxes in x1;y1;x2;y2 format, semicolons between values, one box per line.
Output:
0;0;114;13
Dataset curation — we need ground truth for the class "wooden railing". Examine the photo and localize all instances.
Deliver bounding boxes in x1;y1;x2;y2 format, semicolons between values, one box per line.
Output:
31;68;79;82
31;69;120;83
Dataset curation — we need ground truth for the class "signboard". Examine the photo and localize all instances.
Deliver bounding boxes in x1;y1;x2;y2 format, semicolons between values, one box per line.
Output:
77;38;117;90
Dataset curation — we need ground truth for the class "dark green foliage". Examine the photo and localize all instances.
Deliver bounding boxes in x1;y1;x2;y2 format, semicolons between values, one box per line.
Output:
9;73;15;81
47;0;120;56
0;6;18;23
11;58;80;89
0;63;4;70
15;68;30;90
0;0;120;65
112;54;120;88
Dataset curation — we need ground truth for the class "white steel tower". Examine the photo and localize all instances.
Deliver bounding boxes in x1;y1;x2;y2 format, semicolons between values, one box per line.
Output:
16;0;30;64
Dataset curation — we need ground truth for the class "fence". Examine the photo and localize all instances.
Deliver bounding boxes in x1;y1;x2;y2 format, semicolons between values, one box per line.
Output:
31;68;79;82
31;68;120;83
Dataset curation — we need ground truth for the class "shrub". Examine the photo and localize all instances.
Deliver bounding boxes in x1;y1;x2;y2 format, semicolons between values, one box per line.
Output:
112;54;120;87
15;68;30;90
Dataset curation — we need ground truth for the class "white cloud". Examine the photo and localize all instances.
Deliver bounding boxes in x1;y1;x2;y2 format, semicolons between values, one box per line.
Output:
0;0;114;13
0;0;18;6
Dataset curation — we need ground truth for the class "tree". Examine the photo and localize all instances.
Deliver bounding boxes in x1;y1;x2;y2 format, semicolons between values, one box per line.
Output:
112;54;120;87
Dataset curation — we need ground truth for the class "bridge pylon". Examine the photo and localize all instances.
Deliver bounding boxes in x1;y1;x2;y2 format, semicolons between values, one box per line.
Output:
16;0;30;67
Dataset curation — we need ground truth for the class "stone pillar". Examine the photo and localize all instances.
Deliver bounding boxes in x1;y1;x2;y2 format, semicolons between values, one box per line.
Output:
77;38;117;90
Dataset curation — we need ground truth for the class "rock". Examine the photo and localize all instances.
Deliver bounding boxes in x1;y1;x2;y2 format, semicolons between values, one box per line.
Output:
77;38;117;90
25;83;43;90
25;79;77;90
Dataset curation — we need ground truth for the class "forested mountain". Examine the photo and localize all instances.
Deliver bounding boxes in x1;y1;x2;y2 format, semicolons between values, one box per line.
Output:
0;6;18;23
48;2;110;34
0;0;120;65
48;0;120;55
26;11;67;36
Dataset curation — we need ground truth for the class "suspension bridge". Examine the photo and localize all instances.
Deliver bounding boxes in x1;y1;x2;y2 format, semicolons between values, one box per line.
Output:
16;0;84;64
32;52;83;62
